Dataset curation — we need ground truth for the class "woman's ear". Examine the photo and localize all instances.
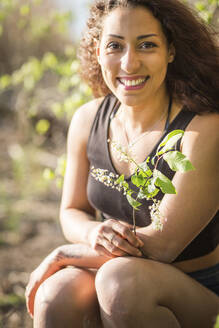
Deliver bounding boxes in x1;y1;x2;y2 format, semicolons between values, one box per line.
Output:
168;43;175;63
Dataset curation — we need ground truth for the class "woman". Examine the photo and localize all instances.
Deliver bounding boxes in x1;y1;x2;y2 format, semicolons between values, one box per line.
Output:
26;0;219;327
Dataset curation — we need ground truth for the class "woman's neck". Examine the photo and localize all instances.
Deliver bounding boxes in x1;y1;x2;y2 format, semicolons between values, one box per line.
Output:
118;93;170;132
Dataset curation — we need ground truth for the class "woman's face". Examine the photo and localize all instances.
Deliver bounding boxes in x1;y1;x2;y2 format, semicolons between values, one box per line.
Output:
96;7;175;107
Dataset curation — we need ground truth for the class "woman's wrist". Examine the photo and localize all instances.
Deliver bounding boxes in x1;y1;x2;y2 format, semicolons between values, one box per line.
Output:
54;243;110;269
85;221;100;246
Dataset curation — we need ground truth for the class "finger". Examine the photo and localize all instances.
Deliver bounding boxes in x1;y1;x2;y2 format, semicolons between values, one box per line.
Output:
100;237;128;257
110;234;142;257
103;231;142;257
112;221;144;248
120;222;144;246
26;283;39;318
94;244;117;258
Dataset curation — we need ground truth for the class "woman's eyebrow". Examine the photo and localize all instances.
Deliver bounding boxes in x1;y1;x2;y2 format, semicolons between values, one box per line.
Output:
137;34;158;40
107;34;158;40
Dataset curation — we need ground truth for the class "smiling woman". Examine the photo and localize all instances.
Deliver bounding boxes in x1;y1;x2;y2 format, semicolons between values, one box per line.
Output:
25;0;219;327
95;7;175;109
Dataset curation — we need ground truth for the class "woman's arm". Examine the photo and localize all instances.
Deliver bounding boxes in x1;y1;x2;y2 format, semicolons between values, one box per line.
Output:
59;97;103;244
59;97;143;257
136;113;219;263
25;243;113;317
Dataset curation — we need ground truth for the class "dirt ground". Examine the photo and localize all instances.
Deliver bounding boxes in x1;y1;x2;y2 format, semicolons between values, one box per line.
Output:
0;113;67;328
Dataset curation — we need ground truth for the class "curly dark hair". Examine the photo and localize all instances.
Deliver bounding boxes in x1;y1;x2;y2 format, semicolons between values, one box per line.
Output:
78;0;219;113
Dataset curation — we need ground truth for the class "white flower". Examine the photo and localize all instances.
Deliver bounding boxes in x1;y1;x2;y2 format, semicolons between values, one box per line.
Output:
91;167;127;193
109;140;133;163
149;200;164;231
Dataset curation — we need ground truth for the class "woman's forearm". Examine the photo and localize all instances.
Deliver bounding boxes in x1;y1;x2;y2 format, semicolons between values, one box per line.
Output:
60;208;100;244
25;243;112;317
56;243;112;268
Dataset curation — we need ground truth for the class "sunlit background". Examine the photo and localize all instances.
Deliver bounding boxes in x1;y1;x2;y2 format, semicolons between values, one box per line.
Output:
55;0;90;38
0;0;218;327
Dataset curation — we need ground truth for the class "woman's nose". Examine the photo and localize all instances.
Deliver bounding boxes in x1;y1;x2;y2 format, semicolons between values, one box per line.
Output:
120;47;141;73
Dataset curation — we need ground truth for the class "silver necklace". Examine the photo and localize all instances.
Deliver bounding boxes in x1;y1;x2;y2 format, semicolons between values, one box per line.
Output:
121;108;168;150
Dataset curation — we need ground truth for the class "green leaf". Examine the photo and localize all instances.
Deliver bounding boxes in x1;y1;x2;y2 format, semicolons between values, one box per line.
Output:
147;178;158;193
131;174;145;187
156;130;184;155
154;170;176;194
115;174;124;184
163;151;195;172
146;176;160;198
122;181;129;190
140;186;159;199
139;161;149;171
138;161;152;177
137;190;146;199
126;194;141;210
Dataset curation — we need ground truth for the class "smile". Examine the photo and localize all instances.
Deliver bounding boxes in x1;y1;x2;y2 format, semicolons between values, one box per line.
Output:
117;76;150;90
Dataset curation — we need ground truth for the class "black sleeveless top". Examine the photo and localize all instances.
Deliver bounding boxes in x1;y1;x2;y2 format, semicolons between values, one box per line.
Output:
87;94;219;262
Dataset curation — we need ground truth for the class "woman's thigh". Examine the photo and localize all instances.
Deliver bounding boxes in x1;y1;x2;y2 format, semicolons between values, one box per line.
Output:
34;266;102;328
95;257;219;328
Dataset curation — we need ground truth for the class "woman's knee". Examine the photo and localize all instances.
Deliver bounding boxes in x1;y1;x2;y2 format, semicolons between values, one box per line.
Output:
34;267;97;317
95;257;157;313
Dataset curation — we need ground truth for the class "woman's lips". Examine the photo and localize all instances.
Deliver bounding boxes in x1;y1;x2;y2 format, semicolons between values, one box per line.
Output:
117;76;150;90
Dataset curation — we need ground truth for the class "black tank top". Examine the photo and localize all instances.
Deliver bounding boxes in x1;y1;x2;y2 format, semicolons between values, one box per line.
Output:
87;94;219;262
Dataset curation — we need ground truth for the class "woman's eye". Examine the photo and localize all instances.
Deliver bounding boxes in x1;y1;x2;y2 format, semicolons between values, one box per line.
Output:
106;42;121;50
139;42;157;49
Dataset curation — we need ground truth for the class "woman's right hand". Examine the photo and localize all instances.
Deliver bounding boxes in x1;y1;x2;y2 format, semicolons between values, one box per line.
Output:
88;219;144;257
25;243;113;318
25;248;62;318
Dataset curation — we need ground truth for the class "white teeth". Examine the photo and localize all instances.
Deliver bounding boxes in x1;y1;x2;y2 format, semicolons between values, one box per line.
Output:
120;78;146;86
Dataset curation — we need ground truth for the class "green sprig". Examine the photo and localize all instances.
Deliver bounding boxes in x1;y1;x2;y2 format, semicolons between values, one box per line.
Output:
91;130;195;233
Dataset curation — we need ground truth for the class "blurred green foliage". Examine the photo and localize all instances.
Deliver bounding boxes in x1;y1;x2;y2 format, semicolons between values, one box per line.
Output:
0;0;217;191
0;294;25;308
0;1;218;325
0;0;92;189
194;0;218;23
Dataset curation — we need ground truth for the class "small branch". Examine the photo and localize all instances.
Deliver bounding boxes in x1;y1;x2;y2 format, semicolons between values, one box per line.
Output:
154;154;165;170
132;207;136;235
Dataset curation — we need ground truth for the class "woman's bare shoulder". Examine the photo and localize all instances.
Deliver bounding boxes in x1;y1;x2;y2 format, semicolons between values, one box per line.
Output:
68;97;105;144
71;97;104;128
182;112;219;153
191;111;219;128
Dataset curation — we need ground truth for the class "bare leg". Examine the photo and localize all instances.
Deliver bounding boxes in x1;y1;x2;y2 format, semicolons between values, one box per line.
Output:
34;267;102;328
95;257;219;328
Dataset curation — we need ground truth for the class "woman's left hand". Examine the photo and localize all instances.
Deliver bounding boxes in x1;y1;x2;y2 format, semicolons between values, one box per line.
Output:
88;219;144;257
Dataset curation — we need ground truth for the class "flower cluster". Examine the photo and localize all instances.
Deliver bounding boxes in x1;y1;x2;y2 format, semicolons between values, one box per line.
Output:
91;167;118;187
91;167;127;193
108;139;133;163
149;200;164;231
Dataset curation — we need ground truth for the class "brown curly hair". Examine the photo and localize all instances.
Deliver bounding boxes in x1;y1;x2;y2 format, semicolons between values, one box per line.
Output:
78;0;219;113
